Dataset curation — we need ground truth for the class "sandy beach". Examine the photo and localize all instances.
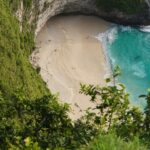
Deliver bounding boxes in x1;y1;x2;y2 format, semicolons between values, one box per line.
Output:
31;15;110;119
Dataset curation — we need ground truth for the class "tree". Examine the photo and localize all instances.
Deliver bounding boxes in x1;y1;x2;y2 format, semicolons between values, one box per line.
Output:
80;67;144;139
0;91;98;150
139;89;150;146
96;0;146;14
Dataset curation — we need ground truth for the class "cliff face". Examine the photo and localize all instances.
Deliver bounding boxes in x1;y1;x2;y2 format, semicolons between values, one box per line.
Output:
36;0;96;34
36;0;150;34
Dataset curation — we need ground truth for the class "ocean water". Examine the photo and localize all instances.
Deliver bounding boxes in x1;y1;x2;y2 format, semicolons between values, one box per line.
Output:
97;25;150;109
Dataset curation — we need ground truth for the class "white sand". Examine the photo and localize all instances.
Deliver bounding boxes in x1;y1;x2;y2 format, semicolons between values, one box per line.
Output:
31;15;110;119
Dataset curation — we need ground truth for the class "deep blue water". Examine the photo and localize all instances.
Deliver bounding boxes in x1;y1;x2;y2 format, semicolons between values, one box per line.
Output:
98;25;150;108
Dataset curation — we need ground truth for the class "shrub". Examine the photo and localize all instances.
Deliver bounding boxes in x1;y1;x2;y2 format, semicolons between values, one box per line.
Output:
84;132;147;150
96;0;147;14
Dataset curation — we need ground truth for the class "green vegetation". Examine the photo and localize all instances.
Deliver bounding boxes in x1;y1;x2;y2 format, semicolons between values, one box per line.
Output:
0;65;150;149
8;0;32;11
0;92;97;149
80;76;144;140
87;133;146;150
79;67;150;149
0;0;48;100
84;132;147;150
0;0;150;149
96;0;147;14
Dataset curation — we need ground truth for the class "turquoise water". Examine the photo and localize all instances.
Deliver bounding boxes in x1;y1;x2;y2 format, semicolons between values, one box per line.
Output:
98;25;150;108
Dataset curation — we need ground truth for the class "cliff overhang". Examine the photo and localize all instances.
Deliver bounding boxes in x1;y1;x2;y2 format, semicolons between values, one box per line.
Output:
36;0;150;34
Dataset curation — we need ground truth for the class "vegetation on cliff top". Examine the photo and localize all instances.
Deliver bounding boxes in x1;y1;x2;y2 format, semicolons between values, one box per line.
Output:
85;132;147;150
0;0;48;100
1;72;150;150
96;0;147;14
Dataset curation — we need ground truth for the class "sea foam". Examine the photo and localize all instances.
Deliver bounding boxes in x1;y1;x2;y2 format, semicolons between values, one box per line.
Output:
140;25;150;33
95;25;118;75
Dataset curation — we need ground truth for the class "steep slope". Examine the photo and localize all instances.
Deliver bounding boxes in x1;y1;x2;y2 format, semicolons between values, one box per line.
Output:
0;0;48;99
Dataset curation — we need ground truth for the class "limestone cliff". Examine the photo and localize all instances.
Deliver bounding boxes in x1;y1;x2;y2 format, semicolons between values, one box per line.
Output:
15;0;150;35
36;0;150;34
36;0;96;34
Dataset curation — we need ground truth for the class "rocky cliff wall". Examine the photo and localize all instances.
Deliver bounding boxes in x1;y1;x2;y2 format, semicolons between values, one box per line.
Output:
36;0;150;35
36;0;96;34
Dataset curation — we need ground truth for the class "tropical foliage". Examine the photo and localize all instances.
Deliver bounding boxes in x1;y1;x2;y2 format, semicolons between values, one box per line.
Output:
0;91;98;149
84;132;147;150
80;75;144;139
96;0;147;14
0;0;48;100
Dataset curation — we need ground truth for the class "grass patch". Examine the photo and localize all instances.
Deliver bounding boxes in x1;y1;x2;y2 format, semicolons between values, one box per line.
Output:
84;132;148;150
0;0;49;99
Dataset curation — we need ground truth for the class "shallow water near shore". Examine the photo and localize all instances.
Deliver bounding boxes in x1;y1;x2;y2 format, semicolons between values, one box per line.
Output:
98;25;150;108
